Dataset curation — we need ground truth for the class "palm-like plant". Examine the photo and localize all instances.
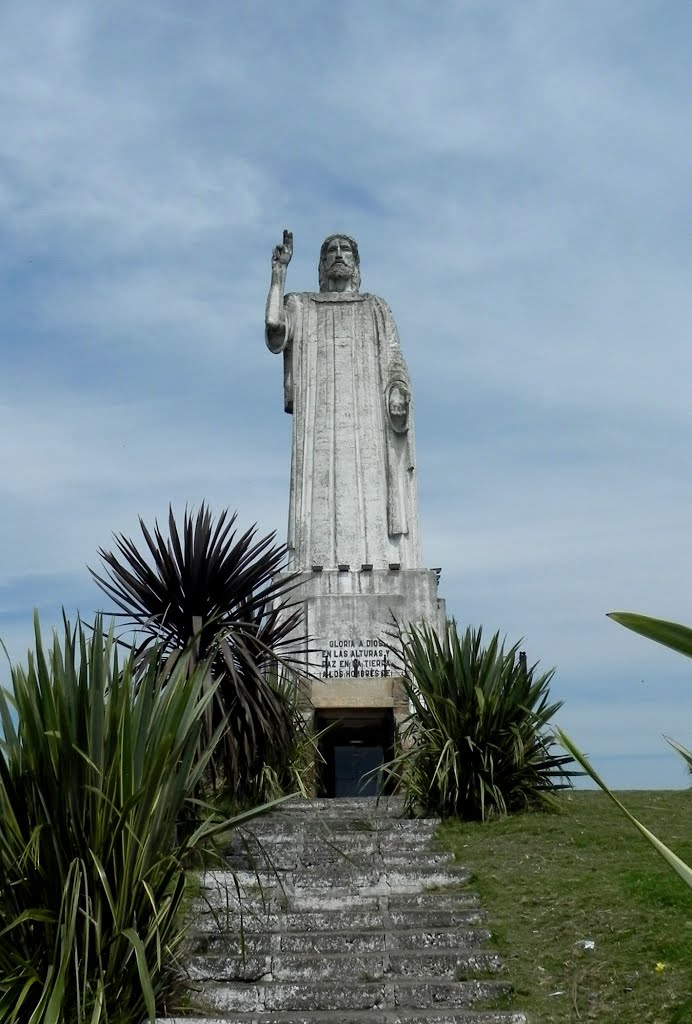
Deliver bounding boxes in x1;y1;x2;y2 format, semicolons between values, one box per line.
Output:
0;613;280;1024
89;504;304;800
386;620;574;820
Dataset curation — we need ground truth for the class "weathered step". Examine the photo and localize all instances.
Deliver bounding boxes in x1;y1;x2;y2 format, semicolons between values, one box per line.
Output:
293;865;462;886
279;932;387;953
291;869;469;898
163;1013;526;1024
195;932;389;956
278;797;406;816
194;933;273;956
191;898;487;935
387;890;475;909
193;910;282;935
389;908;486;929
282;909;386;930
281;891;383;912
192;925;492;958
222;845;455;866
223;851;455;874
393;927;492;950
246;817;439;835
193;890;389;919
186;978;512;1013
227;825;439;848
200;867;470;897
186;948;502;982
165;799;524;1023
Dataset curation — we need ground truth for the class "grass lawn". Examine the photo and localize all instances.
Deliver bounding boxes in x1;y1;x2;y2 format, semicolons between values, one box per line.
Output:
437;790;691;1024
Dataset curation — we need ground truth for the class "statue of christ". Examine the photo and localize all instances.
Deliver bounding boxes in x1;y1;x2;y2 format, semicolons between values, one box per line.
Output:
265;230;422;571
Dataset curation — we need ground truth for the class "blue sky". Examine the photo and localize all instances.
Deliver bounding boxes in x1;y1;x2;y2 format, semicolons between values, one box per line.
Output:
1;1;691;789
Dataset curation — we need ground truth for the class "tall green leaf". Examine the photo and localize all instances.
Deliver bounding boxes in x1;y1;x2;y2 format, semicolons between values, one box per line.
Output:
607;611;692;659
556;729;692;889
554;608;692;895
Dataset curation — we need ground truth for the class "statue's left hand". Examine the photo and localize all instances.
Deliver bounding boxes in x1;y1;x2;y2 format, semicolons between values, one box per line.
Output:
388;386;408;418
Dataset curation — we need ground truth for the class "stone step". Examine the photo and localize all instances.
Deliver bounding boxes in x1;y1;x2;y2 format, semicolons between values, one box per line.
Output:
247;815;438;829
201;866;469;892
389;908;486;929
163;1013;526;1024
196;887;474;920
229;828;443;846
194;926;492;957
288;889;455;912
229;839;440;857
277;797;407;816
276;927;493;954
186;978;513;1014
164;800;524;1022
392;928;493;951
387;890;475;909
292;869;469;893
225;848;455;871
186;948;501;983
191;896;486;934
223;864;460;887
232;815;434;832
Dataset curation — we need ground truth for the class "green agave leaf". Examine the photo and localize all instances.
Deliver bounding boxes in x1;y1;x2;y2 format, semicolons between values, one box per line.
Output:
37;960;66;1024
556;729;692;889
122;928;156;1022
88;986;104;1024
0;908;54;939
608;611;692;659
666;735;692;771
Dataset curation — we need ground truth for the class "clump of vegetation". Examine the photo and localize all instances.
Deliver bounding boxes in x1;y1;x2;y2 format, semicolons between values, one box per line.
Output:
90;503;307;805
0;614;278;1023
386;620;574;820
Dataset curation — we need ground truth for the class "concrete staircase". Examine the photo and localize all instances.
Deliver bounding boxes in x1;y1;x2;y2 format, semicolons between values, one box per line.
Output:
162;797;526;1024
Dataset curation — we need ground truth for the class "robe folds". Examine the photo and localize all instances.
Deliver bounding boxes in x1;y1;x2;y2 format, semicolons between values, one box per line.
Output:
267;291;422;571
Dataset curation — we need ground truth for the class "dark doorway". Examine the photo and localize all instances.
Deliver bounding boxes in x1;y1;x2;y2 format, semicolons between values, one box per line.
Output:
315;709;394;797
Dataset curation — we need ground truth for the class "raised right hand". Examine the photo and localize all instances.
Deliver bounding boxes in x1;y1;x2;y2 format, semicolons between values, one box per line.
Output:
272;229;293;270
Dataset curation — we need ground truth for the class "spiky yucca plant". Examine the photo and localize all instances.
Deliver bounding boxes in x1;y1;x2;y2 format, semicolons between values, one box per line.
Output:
90;504;303;800
387;620;574;820
0;614;279;1024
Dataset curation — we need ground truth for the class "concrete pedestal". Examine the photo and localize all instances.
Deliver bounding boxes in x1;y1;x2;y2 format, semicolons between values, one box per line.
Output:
281;566;445;747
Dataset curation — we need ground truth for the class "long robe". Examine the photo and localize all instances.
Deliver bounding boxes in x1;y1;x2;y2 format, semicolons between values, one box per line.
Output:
267;290;422;570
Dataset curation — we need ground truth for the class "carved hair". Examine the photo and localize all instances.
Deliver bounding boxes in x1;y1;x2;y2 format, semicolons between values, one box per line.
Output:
318;234;361;292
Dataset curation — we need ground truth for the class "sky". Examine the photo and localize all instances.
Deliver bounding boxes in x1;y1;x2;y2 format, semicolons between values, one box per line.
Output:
1;1;691;790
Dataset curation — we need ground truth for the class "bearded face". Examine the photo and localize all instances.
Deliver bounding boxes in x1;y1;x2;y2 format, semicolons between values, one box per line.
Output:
318;235;361;291
326;261;354;282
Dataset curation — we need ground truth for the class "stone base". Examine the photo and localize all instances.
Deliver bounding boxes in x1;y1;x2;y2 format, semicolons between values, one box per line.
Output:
311;676;406;710
281;567;445;699
276;566;445;795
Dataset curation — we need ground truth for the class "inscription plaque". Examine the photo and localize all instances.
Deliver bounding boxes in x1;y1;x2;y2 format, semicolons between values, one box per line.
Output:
321;637;391;679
